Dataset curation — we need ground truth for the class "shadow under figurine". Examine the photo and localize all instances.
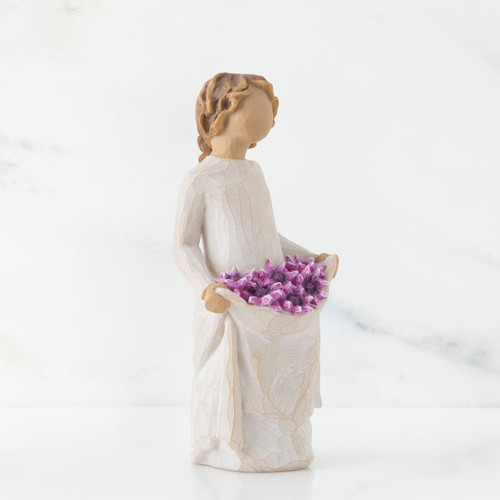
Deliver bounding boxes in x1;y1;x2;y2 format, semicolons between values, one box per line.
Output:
173;73;339;472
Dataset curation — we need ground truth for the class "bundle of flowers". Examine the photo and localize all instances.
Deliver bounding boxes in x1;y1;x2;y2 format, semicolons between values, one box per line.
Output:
214;255;329;315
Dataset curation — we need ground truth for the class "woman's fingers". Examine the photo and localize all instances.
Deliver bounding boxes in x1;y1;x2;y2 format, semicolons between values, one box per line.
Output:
205;294;230;313
327;254;339;280
314;253;330;263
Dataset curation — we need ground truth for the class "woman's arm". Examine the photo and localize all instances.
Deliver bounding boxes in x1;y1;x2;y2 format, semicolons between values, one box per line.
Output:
173;173;214;295
278;232;314;260
279;233;331;264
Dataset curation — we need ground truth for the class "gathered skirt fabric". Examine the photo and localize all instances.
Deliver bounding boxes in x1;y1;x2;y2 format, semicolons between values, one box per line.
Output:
190;289;323;472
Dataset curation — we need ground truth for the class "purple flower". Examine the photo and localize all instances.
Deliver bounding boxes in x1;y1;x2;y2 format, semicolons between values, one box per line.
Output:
295;261;328;303
213;255;329;315
284;255;314;273
215;266;243;283
266;260;298;284
247;280;284;306
280;281;314;315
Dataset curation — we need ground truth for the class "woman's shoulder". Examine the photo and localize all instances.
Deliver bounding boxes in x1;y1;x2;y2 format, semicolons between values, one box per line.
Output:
181;158;211;181
181;156;262;189
182;156;235;182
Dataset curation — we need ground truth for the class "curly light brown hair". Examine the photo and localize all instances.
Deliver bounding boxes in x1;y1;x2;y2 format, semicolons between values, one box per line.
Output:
195;72;279;162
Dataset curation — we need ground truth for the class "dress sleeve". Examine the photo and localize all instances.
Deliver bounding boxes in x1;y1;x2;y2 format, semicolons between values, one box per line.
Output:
278;233;315;260
173;173;214;294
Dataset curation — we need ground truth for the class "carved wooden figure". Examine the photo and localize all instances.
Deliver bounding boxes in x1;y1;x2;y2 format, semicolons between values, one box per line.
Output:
174;73;339;472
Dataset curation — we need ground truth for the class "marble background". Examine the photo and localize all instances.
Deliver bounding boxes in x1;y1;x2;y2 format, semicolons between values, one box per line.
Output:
0;0;499;407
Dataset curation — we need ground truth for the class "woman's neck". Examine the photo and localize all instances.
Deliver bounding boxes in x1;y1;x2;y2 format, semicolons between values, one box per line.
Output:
210;136;250;160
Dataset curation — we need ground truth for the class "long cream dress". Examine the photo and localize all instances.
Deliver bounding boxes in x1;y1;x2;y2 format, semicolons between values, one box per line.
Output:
173;155;331;472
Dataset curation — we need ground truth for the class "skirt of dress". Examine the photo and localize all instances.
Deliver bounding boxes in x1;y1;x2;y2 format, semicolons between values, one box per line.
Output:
189;286;325;472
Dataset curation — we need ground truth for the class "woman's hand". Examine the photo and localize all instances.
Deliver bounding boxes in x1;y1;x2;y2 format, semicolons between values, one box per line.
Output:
314;253;330;263
201;283;231;313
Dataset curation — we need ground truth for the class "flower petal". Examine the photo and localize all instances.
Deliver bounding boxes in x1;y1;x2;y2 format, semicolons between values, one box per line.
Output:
260;294;274;306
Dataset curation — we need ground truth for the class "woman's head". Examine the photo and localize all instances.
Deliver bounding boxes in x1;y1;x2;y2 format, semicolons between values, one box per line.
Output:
195;73;279;162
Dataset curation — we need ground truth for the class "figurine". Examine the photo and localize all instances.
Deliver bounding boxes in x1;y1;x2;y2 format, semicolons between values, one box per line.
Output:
173;73;339;472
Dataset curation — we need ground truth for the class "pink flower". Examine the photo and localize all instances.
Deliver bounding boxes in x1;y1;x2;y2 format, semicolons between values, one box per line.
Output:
214;255;328;315
266;259;298;284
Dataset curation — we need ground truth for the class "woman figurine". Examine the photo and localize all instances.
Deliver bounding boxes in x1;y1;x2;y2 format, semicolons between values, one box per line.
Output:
174;73;339;472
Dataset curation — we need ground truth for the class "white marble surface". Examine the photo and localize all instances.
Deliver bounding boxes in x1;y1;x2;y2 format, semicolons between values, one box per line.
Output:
0;0;499;407
0;407;499;499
